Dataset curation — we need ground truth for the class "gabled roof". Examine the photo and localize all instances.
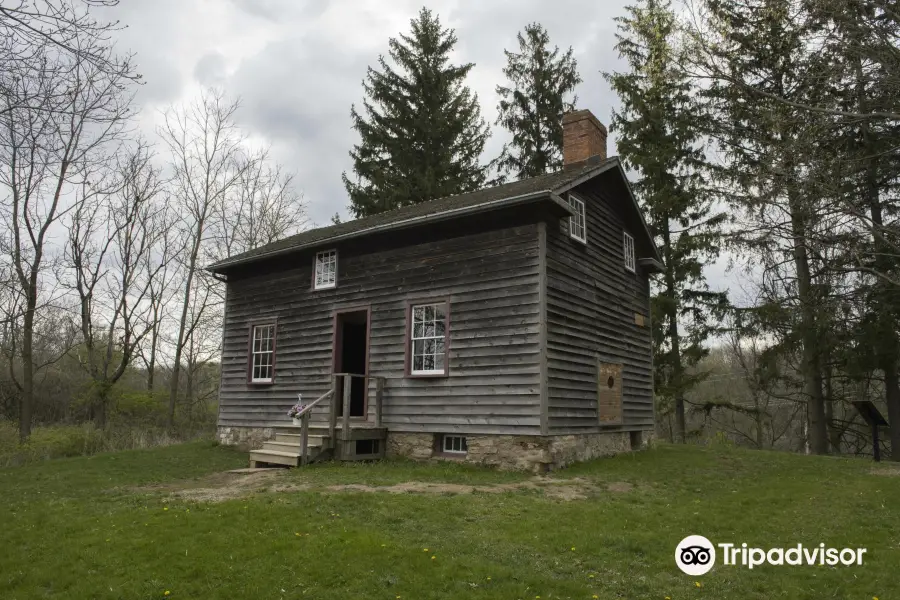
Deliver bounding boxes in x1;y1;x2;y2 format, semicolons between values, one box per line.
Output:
208;156;660;273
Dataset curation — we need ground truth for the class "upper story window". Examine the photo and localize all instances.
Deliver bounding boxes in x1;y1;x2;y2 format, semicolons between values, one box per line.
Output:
314;249;337;289
250;323;276;383
408;301;449;376
624;232;636;272
568;193;587;243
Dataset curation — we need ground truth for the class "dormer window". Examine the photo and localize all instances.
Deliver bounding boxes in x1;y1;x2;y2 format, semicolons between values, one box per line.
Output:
314;249;337;289
568;193;587;243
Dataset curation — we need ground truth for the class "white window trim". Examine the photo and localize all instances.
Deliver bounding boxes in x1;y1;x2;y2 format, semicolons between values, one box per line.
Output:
568;193;587;244
250;323;275;383
624;231;636;273
409;302;448;376
442;435;468;454
314;249;338;290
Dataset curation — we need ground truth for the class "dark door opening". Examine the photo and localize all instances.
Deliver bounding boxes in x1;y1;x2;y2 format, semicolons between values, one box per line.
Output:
335;310;368;418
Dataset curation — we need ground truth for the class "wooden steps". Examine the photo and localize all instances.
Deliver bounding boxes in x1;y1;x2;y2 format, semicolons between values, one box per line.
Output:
249;425;388;468
249;432;329;468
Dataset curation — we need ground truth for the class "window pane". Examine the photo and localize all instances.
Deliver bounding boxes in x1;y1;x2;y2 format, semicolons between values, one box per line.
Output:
410;303;448;373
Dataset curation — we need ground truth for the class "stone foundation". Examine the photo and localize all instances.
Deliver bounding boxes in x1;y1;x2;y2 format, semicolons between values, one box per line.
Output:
219;425;647;471
387;431;643;472
217;426;275;450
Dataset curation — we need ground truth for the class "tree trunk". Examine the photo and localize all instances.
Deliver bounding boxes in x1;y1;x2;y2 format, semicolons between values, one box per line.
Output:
788;196;828;454
884;367;900;461
19;300;35;443
865;166;900;461
662;220;686;443
824;363;842;452
168;232;201;428
147;317;158;392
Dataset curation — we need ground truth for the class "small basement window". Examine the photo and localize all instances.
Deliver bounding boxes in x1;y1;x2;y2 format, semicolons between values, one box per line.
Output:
314;249;337;289
355;439;380;455
623;232;636;272
568;193;587;243
442;435;468;454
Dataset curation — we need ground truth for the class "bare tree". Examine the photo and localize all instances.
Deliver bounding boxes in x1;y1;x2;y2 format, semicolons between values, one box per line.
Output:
158;89;247;428
135;198;180;393
0;27;136;441
0;2;137;81
213;151;306;259
64;143;165;427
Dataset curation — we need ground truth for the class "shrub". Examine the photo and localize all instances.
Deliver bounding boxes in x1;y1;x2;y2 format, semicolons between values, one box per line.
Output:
0;421;215;466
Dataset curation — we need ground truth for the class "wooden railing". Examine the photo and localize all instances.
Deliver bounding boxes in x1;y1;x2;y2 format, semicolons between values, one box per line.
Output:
295;373;385;465
294;388;333;466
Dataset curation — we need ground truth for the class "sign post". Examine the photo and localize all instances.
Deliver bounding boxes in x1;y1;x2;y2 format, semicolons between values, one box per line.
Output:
852;401;889;462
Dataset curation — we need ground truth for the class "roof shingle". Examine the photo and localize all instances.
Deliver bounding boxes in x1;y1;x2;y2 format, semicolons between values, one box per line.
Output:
208;159;613;272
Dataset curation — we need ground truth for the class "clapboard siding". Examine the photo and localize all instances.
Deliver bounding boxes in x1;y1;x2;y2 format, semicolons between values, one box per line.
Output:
545;174;654;433
218;214;543;434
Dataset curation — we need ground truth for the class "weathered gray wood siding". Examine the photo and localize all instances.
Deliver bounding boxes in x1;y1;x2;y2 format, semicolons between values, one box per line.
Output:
217;214;543;435
544;175;654;433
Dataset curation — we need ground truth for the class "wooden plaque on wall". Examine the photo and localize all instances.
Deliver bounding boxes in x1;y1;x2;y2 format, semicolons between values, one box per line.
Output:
597;361;623;424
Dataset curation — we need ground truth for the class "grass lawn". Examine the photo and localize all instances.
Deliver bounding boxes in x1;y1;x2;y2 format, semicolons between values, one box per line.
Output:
1;441;898;600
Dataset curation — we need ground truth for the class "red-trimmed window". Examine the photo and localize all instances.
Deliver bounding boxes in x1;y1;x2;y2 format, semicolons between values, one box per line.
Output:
250;323;276;383
408;302;449;376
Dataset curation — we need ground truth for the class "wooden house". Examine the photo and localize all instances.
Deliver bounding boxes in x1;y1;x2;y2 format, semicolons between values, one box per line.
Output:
207;109;662;471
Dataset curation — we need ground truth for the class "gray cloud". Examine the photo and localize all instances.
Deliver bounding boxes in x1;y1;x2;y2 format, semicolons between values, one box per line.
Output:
228;31;372;225
102;0;732;291
194;52;228;86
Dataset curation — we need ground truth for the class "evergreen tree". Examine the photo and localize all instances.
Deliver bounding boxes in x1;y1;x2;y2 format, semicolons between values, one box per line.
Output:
604;0;726;443
811;0;900;458
694;0;833;454
342;7;490;218
494;23;581;182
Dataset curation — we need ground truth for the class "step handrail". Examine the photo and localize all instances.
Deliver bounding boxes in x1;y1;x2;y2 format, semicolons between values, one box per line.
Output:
295;389;334;418
297;389;334;466
296;374;387;464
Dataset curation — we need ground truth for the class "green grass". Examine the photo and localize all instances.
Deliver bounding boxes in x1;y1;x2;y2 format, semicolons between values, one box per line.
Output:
1;441;898;599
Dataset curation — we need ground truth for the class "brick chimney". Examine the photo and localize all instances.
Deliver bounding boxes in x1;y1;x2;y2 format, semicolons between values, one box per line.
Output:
562;109;608;167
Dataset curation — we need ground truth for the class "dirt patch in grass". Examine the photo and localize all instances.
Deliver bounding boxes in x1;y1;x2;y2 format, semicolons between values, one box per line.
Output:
606;481;633;493
871;465;900;477
144;470;637;503
310;477;598;501
140;468;287;502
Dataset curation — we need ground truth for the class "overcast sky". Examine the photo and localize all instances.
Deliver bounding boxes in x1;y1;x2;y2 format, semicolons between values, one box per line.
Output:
99;0;737;296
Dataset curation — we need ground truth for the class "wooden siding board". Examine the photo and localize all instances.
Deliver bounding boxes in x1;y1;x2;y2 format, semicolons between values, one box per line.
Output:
218;219;543;434
545;177;654;433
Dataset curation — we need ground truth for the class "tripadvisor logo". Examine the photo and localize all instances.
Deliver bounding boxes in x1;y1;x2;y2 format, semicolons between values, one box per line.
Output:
676;535;716;576
675;535;867;575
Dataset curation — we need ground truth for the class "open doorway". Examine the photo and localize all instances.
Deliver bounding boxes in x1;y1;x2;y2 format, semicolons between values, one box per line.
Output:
334;308;369;418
